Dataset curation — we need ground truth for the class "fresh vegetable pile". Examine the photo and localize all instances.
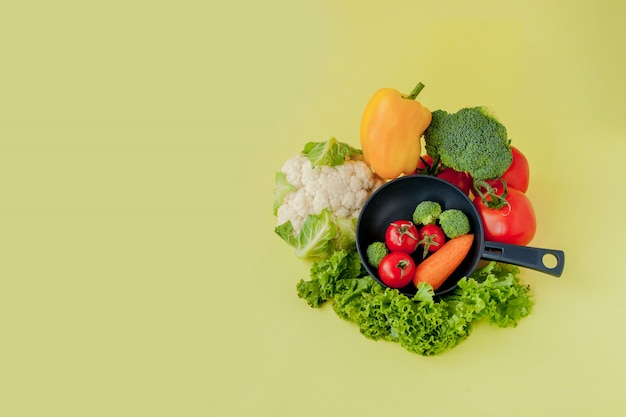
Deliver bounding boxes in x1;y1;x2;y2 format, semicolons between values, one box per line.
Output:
273;82;540;356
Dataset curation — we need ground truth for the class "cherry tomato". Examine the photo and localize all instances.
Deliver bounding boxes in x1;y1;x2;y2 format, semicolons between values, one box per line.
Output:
385;220;419;254
417;224;446;258
415;155;471;195
378;252;416;288
473;186;536;246
485;146;530;193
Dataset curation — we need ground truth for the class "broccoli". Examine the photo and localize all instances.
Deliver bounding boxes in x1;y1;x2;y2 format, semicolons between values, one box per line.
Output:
366;241;388;268
438;209;471;239
412;200;442;225
423;107;513;181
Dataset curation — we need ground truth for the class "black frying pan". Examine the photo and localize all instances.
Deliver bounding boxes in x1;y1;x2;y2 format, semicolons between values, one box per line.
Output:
356;175;565;297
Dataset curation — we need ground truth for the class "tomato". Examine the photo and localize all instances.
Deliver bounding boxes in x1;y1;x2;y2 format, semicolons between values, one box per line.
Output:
473;186;536;246
415;154;435;173
385;220;419;254
378;252;416;288
417;224;446;259
415;155;470;195
436;167;471;196
485;146;530;193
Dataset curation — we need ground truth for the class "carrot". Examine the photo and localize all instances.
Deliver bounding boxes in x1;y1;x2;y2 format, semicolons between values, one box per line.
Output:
413;234;474;290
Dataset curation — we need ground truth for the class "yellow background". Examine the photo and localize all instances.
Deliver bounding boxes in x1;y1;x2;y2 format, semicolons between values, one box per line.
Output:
1;1;625;416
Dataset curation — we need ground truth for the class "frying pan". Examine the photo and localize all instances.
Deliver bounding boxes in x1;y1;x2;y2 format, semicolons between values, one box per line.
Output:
356;175;565;297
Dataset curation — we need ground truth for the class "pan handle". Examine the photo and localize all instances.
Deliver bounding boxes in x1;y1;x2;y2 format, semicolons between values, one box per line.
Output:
481;241;565;277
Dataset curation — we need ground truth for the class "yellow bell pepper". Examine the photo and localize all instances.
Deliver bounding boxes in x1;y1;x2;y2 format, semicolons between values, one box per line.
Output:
360;82;432;180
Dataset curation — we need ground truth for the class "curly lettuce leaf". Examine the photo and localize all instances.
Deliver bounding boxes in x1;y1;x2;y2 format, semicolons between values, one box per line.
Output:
296;253;533;356
302;137;362;167
273;171;295;216
275;209;337;261
455;262;533;327
296;249;365;307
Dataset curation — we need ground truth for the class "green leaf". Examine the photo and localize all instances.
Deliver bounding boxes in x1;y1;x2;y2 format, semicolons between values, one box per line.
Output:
302;137;362;167
273;171;295;216
334;217;358;251
296;279;323;308
274;220;296;246
293;209;337;259
297;249;365;307
274;209;337;260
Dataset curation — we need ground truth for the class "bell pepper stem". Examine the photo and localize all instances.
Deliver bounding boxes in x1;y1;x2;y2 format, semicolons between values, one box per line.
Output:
405;82;425;100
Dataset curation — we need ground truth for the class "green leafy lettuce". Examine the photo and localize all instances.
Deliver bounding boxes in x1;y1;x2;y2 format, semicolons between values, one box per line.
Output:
297;250;533;356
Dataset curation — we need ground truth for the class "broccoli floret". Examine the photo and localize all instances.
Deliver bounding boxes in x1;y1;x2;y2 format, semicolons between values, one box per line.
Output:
438;209;471;239
423;107;513;181
412;200;442;225
366;241;388;268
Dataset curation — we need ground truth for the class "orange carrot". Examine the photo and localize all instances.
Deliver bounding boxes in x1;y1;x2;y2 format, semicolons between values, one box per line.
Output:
413;234;474;290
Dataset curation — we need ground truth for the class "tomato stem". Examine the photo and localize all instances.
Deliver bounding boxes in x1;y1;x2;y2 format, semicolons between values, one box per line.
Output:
396;259;410;278
390;222;418;242
474;179;510;210
418;234;441;259
405;82;425;100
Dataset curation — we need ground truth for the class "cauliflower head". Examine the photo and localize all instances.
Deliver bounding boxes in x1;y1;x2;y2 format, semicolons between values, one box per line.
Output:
274;138;383;260
277;154;383;231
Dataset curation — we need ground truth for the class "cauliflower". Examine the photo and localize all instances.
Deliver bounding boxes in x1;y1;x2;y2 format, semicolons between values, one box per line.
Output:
277;154;382;231
274;138;383;260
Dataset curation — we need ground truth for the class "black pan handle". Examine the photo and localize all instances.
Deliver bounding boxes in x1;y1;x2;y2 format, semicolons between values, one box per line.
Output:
481;241;565;277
